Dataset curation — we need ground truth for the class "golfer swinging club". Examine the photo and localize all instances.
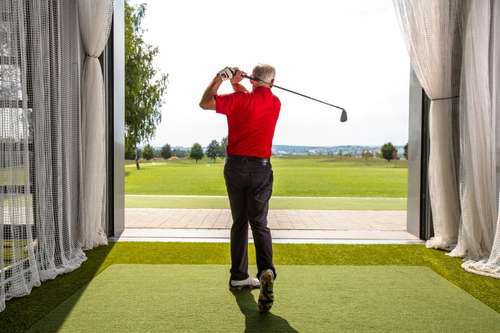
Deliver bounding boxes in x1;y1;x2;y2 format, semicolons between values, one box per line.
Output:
199;64;280;313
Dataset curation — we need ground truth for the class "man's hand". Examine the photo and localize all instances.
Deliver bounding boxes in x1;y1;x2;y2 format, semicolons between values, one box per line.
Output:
218;67;235;81
230;68;249;93
230;69;246;84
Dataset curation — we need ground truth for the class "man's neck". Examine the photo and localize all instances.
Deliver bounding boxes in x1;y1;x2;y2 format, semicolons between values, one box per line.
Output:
253;84;271;92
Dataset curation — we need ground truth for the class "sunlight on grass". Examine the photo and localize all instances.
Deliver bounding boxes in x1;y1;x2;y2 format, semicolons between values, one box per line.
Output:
125;157;408;197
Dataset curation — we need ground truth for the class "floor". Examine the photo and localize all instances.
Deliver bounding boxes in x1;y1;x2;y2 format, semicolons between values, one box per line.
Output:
121;208;420;244
3;243;499;332
125;208;407;230
27;264;500;332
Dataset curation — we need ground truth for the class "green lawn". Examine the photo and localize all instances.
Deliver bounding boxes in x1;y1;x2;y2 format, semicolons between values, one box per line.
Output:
1;243;499;333
125;157;408;198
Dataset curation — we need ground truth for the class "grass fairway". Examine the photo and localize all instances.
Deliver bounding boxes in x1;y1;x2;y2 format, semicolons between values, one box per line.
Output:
125;157;408;197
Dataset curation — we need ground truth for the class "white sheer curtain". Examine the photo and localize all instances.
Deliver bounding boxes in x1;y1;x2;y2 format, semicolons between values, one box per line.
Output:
393;0;462;250
0;0;86;312
395;0;500;278
459;0;500;279
78;0;113;250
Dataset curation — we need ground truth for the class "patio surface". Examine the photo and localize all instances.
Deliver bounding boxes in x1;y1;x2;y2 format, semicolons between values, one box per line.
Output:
125;208;406;230
122;208;418;243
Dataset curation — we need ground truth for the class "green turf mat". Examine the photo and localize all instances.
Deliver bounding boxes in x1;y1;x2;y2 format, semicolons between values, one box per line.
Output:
28;265;499;332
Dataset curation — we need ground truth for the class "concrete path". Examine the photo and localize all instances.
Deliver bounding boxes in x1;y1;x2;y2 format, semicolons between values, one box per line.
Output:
125;208;407;231
125;195;406;211
116;228;421;244
121;209;419;243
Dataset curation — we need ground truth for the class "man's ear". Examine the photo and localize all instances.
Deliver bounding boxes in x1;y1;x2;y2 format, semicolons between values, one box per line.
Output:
270;79;275;87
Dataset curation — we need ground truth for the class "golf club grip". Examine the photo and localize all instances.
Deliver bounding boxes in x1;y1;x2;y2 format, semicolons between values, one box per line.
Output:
242;75;345;112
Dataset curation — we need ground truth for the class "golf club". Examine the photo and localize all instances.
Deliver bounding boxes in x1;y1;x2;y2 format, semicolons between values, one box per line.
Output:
242;74;348;122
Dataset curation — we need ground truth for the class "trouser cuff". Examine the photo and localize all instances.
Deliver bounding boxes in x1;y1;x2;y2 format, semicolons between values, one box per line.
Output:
258;268;277;280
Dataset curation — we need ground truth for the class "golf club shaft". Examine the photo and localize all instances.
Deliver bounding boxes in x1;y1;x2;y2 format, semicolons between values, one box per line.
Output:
242;74;345;112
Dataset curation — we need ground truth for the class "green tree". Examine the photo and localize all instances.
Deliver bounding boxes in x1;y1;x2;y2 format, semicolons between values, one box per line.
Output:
142;144;154;160
220;136;228;157
206;140;221;161
125;143;136;160
404;143;408;160
133;148;142;169
153;147;161;158
161;143;172;159
190;143;204;163
125;2;168;169
381;142;396;162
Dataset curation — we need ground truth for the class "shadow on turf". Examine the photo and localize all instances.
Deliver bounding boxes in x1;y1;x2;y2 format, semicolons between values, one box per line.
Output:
232;289;298;333
0;242;116;333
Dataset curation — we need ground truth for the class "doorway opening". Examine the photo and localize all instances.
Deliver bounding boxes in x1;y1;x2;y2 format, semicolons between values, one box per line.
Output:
118;0;420;243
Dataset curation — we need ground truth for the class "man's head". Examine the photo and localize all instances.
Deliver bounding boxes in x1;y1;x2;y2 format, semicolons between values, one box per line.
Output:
251;64;275;90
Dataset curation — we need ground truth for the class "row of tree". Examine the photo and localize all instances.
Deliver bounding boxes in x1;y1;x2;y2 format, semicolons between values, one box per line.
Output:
132;137;228;167
189;137;228;163
127;144;187;161
136;139;408;165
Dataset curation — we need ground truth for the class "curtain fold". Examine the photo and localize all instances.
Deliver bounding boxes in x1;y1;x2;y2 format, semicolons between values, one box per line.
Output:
393;0;462;250
77;0;113;250
395;0;500;278
460;0;500;278
0;0;87;312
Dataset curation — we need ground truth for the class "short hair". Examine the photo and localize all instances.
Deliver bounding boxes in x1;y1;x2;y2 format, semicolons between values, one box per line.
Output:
252;64;276;83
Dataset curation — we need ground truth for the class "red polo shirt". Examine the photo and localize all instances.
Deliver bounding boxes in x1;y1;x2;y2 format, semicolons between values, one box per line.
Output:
215;87;280;158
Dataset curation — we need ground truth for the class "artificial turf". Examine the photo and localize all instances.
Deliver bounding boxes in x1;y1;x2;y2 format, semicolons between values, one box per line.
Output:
27;265;500;332
1;243;499;332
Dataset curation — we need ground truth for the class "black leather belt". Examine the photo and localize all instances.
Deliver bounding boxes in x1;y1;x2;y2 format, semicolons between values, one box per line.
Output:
226;155;270;165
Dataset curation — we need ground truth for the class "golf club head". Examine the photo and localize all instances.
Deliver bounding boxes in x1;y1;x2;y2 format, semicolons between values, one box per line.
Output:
340;109;348;122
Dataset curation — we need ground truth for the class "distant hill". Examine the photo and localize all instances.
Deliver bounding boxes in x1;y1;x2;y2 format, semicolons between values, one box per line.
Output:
271;144;405;157
147;144;406;158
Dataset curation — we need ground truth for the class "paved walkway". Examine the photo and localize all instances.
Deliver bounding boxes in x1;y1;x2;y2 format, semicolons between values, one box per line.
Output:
125;208;407;231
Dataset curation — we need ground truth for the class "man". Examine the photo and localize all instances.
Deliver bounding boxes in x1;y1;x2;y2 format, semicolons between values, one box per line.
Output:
199;64;280;313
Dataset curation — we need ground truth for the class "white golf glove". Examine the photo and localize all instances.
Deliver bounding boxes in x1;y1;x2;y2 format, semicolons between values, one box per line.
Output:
218;67;236;81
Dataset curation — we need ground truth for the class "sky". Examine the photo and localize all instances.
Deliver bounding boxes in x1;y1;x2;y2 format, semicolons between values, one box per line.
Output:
129;0;410;148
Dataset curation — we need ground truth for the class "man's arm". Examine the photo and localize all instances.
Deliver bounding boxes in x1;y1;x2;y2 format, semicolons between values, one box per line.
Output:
230;70;248;93
231;82;248;93
199;75;223;110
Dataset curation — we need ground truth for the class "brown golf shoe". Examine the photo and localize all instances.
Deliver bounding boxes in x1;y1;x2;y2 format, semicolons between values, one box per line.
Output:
258;270;274;313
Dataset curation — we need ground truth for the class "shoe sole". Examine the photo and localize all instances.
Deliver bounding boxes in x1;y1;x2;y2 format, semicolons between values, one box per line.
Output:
258;271;274;313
